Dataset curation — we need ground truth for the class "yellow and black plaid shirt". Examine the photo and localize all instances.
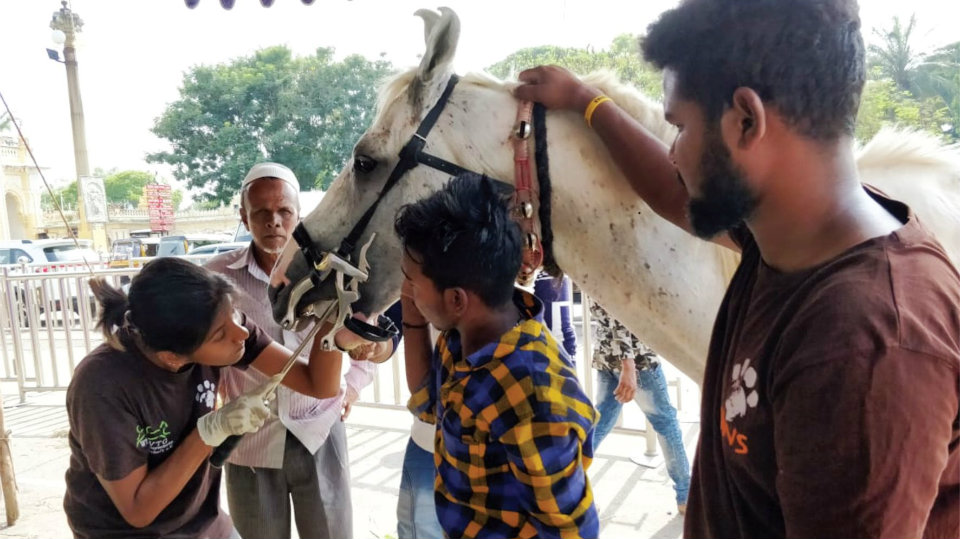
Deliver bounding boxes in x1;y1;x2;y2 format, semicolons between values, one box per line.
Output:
408;289;599;539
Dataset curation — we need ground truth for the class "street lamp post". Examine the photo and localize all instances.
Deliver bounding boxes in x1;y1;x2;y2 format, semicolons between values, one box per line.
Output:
49;0;103;247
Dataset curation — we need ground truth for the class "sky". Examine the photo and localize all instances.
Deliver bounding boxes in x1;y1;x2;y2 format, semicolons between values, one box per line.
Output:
1;0;958;195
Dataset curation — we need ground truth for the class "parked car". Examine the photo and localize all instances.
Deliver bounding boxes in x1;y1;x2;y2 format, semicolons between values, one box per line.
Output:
0;239;99;326
157;234;230;257
0;239;100;266
234;222;252;243
187;242;247;256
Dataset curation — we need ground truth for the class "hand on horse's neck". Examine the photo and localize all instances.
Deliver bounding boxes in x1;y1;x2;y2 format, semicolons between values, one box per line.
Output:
748;144;903;272
458;303;523;358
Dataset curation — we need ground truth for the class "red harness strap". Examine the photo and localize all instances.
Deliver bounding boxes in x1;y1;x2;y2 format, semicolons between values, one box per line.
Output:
512;100;544;286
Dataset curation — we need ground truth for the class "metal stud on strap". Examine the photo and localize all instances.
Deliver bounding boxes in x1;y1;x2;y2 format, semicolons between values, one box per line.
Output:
515;120;531;139
522;201;534;219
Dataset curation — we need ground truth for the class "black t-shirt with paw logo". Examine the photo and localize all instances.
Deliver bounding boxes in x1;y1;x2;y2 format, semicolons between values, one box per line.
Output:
63;315;271;539
685;191;960;539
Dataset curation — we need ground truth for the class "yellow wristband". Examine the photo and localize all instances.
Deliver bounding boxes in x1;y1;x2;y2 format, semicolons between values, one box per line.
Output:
584;95;612;128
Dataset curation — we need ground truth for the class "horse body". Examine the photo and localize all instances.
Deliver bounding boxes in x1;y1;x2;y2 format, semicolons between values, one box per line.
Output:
270;8;960;384
854;128;960;267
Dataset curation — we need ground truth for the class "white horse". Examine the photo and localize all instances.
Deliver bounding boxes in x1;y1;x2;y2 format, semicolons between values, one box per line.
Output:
269;7;960;383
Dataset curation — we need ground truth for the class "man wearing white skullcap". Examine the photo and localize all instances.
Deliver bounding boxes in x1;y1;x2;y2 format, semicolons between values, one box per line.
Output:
205;162;374;538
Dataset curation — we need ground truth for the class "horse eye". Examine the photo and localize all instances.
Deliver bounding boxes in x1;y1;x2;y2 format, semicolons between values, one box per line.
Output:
354;154;378;174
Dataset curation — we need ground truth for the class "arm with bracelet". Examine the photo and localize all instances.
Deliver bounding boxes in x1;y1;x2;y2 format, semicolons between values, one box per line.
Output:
514;65;737;251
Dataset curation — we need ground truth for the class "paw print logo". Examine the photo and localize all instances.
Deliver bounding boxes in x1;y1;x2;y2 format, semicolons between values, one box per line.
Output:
196;380;216;409
724;358;759;421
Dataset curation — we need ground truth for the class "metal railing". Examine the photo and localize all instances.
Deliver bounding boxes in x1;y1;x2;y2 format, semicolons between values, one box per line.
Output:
0;263;137;401
0;262;698;448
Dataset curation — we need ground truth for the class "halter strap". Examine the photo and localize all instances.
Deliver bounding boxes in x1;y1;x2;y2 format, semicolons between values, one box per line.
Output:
337;75;463;258
512;100;544;285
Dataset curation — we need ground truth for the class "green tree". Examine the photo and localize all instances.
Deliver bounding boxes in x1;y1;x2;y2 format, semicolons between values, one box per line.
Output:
103;170;155;208
914;41;960;141
866;16;958;142
148;46;395;204
170;189;183;211
868;15;920;94
0;112;10;133
856;73;949;141
487;34;663;99
41;181;78;211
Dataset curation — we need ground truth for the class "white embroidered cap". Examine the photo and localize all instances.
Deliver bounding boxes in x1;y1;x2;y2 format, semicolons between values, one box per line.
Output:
241;162;299;192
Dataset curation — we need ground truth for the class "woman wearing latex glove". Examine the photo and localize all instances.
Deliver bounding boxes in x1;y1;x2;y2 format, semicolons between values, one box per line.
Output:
196;373;281;447
64;258;344;539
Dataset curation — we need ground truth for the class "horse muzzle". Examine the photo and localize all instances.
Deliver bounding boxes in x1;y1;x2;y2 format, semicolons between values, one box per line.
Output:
268;274;331;332
271;248;367;330
268;229;397;344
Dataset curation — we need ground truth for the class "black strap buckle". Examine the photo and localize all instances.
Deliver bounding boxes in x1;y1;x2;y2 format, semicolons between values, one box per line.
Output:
343;314;399;342
293;223;333;287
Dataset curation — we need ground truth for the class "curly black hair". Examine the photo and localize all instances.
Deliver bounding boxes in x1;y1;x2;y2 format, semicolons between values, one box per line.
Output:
394;173;522;308
642;0;865;140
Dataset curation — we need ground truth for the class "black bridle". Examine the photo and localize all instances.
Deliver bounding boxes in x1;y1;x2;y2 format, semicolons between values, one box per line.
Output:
289;74;552;339
292;74;471;269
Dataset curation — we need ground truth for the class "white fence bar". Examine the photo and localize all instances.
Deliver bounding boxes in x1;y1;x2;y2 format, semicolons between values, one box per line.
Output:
0;262;699;437
0;263;140;402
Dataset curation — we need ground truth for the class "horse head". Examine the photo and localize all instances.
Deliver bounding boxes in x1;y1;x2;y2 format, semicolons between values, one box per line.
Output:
268;7;517;327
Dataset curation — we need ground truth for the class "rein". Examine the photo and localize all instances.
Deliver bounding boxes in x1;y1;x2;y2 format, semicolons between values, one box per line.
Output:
286;74;554;336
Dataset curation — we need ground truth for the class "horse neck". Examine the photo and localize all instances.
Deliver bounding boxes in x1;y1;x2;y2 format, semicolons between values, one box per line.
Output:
452;78;729;382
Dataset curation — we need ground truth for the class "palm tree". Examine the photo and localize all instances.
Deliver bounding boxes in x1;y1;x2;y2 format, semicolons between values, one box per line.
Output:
867;16;960;142
915;42;960;140
868;15;921;94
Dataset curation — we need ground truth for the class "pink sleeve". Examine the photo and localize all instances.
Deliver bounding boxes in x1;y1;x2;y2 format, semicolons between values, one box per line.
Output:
343;358;377;393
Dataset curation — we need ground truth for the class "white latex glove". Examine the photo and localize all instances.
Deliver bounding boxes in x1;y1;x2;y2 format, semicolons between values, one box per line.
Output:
196;374;281;447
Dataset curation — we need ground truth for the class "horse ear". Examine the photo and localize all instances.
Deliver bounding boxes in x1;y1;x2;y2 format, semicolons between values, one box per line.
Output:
414;8;440;44
414;7;460;84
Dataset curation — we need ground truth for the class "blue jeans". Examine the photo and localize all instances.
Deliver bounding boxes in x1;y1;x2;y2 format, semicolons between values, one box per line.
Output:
397;438;443;539
594;366;691;504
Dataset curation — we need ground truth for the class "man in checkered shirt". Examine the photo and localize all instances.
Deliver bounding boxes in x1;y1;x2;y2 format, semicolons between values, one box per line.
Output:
395;173;599;539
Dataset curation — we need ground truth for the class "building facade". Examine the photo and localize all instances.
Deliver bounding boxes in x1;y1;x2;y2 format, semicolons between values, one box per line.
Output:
0;135;44;241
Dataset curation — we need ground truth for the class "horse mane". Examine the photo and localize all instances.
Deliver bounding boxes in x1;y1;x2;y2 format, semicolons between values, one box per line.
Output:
453;70;677;144
856;127;960;186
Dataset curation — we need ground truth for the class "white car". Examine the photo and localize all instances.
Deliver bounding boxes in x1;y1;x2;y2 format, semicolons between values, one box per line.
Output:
0;239;100;327
0;239;100;265
187;241;248;256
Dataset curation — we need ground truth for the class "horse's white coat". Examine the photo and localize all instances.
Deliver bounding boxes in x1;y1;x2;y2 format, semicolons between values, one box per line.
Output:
275;9;960;384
